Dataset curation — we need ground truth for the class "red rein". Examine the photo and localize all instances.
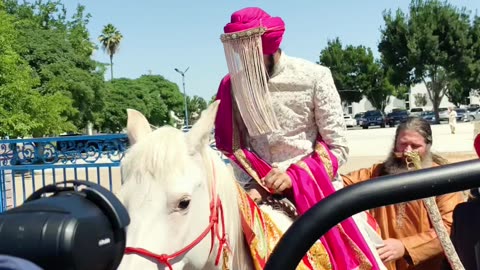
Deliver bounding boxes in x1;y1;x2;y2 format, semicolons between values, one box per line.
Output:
124;160;230;270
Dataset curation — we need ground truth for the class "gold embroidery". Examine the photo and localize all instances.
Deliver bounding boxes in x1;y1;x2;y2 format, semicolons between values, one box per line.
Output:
236;184;251;224
237;183;331;270
307;241;332;270
233;149;272;192
315;143;334;179
395;203;407;229
222;246;230;270
233;149;260;181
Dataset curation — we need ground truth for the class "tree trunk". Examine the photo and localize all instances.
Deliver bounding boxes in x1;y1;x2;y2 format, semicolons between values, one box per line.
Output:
110;54;114;81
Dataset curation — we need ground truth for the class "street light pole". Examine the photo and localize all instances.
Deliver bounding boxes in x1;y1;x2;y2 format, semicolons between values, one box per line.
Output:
175;67;190;127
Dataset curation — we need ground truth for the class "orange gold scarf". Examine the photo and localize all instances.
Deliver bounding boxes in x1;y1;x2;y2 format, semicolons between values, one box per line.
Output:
236;184;332;270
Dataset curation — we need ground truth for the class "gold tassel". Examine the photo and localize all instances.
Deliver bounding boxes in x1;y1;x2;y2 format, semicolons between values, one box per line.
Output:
221;27;280;137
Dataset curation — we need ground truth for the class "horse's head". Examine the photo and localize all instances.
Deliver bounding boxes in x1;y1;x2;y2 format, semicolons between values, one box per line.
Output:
117;101;233;270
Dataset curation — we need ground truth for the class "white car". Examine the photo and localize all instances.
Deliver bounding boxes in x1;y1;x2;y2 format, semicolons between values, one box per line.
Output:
344;115;357;127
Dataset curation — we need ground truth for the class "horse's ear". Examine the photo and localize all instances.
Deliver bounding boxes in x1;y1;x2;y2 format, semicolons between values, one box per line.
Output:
186;100;220;150
126;108;152;145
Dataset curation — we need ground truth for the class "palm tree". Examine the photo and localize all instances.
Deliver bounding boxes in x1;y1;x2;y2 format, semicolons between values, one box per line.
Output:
187;95;207;124
98;24;123;80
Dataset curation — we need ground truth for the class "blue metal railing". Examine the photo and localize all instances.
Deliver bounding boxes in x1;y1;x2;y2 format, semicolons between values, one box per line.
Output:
0;134;129;212
0;134;230;212
0;170;5;213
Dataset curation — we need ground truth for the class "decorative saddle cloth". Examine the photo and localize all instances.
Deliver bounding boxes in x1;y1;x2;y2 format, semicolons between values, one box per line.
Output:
236;184;332;270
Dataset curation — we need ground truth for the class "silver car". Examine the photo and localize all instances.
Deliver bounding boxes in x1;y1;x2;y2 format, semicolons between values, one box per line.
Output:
464;108;480;121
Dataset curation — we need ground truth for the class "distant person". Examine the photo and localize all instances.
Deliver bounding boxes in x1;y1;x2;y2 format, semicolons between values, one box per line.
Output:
448;107;457;134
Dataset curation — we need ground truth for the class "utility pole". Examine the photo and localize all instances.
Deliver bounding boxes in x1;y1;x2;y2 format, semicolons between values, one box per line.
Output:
174;67;190;127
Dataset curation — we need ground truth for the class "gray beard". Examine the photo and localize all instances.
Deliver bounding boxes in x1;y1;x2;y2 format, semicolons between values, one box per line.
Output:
266;55;275;79
383;151;433;175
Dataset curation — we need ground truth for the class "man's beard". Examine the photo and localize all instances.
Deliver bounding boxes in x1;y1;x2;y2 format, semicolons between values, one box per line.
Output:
383;150;433;175
266;54;275;79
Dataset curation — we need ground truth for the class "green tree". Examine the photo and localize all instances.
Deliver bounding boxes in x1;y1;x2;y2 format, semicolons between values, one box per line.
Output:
379;0;477;122
7;0;106;130
413;93;428;107
362;61;400;112
100;75;183;132
98;23;123;81
0;7;76;137
209;94;217;104
318;38;363;103
319;38;402;112
185;95;207;124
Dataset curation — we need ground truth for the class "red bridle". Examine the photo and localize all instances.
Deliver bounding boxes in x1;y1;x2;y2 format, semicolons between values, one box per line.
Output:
124;160;230;270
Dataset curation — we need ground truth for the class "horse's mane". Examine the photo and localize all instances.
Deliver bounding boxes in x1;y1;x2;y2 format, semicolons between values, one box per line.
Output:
121;126;191;184
200;145;252;270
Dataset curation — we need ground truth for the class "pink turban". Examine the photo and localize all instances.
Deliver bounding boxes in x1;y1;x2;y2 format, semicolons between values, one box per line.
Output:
223;7;285;55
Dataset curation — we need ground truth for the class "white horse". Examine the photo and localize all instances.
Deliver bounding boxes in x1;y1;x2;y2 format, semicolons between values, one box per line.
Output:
116;101;385;270
117;101;294;270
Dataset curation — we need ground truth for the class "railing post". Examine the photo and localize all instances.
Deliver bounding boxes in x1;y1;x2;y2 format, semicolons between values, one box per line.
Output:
0;170;4;212
0;167;12;213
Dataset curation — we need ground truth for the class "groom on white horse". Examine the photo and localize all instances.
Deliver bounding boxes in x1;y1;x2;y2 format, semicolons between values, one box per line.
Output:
214;6;385;270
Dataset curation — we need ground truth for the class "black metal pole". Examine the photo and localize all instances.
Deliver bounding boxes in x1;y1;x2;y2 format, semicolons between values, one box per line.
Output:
182;74;188;127
264;159;480;270
174;67;189;127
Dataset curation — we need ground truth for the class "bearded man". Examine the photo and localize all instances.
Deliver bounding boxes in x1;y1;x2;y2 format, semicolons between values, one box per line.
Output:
342;117;465;270
214;6;385;270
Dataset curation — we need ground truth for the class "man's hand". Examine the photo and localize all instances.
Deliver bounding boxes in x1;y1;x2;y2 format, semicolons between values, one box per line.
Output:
377;238;406;263
263;168;292;194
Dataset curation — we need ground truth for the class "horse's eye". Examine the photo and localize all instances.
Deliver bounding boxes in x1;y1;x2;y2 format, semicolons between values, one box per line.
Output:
178;198;191;210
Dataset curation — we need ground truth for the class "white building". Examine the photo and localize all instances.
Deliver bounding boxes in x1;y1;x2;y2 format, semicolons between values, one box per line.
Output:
343;83;457;116
468;90;480;106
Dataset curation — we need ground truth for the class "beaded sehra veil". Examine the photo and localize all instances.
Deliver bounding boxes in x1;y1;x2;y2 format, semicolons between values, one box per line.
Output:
220;27;280;137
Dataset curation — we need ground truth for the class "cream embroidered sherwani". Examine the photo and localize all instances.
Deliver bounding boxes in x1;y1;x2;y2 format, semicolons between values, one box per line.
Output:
229;52;387;269
238;52;348;173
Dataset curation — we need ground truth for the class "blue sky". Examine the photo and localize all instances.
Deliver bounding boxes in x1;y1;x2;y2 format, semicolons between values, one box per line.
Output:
63;1;480;101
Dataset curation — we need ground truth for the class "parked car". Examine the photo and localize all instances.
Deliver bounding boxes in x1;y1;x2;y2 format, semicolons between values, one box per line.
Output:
386;110;409;127
464;107;480;121
354;112;365;126
455;108;466;121
438;107;449;122
343;114;357;127
421;111;436;124
409;107;424;117
358;110;386;129
181;125;192;132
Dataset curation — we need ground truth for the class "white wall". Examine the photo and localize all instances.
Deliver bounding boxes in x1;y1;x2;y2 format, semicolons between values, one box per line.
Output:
469;90;480;106
343;82;457;116
408;83;455;110
344;95;406;116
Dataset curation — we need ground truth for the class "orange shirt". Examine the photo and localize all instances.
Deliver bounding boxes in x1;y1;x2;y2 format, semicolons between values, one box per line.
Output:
342;163;465;270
